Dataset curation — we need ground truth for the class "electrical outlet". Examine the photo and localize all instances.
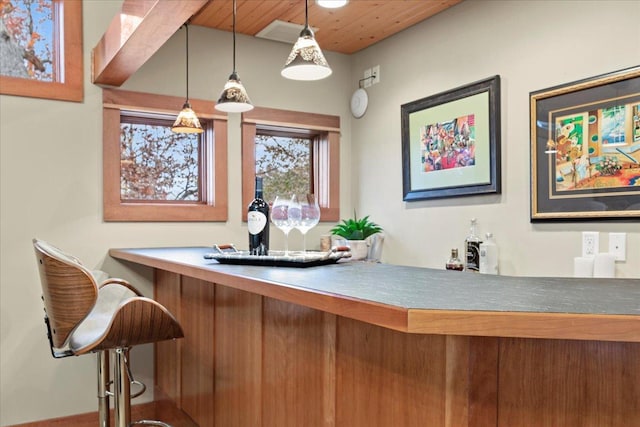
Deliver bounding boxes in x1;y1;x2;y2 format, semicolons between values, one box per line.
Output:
363;68;372;88
609;232;626;261
372;65;380;85
582;231;599;257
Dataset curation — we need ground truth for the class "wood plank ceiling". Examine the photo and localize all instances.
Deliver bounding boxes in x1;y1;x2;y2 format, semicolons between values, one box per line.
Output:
92;0;463;86
191;0;464;55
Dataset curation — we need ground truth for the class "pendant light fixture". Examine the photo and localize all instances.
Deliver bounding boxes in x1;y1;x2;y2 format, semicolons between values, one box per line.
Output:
215;0;253;113
281;0;332;81
172;24;203;134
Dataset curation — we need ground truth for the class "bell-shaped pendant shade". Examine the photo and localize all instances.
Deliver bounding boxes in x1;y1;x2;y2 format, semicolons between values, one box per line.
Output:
172;102;204;134
172;24;203;134
215;0;253;113
281;27;332;81
216;71;254;113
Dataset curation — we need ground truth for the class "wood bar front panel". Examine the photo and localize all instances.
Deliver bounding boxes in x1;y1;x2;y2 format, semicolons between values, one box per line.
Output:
262;298;336;427
154;270;640;427
214;285;262;427
155;269;182;404
180;277;215;426
498;338;640;427
336;317;447;426
445;336;499;427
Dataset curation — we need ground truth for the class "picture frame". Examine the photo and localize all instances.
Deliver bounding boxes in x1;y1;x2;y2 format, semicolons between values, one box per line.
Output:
401;75;501;201
530;66;640;221
0;0;83;102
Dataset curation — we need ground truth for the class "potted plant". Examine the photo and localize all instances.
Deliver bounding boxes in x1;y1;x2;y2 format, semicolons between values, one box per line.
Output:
330;212;383;261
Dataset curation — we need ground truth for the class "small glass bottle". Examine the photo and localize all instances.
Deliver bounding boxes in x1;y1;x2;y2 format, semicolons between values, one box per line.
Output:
464;218;482;272
479;232;499;274
446;248;464;271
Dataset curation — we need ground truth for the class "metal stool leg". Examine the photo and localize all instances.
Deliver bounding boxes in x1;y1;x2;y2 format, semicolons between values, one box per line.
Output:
97;350;110;427
113;347;174;427
114;348;131;427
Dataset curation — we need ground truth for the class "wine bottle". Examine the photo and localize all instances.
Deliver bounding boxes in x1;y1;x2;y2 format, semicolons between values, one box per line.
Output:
248;177;269;255
464;218;482;272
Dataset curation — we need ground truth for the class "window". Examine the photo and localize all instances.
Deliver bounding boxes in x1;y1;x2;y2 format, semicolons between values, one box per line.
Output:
255;127;313;203
242;107;340;222
120;114;205;202
0;0;83;102
103;88;228;221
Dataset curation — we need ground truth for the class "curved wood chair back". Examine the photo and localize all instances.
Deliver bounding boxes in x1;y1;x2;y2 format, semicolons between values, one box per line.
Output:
33;239;98;349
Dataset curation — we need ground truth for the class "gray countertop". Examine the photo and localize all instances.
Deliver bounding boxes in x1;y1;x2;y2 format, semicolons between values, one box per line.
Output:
110;246;640;316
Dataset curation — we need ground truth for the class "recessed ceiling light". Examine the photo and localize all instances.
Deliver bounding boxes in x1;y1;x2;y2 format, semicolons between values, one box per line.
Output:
316;0;348;9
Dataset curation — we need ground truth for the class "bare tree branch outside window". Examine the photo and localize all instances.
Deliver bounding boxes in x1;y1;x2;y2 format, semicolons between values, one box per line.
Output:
0;0;54;81
120;122;200;201
255;134;311;202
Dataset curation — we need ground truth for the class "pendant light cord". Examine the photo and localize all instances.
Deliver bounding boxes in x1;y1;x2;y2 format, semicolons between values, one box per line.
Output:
305;0;309;28
232;0;237;73
185;24;190;102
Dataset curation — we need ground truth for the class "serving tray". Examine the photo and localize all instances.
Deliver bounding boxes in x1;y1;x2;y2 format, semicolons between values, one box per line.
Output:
204;248;350;268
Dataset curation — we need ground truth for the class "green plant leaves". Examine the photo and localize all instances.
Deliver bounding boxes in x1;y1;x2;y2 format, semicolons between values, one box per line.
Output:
330;214;382;240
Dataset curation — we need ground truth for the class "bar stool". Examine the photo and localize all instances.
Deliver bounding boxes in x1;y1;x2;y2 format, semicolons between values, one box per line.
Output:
33;239;184;427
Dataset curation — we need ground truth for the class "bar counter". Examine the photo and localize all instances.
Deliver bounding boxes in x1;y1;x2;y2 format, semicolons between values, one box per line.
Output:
110;246;639;341
110;247;640;426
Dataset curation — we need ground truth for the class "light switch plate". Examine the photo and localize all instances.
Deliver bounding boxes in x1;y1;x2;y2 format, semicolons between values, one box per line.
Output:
608;232;626;261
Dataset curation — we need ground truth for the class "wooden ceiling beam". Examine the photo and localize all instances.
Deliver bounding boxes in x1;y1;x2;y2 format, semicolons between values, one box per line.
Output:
92;0;209;87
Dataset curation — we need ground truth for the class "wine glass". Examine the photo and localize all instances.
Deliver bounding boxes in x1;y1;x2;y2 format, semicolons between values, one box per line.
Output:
270;195;294;256
293;194;320;253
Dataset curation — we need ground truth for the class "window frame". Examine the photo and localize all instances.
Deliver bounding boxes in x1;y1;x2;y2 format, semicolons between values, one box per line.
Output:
103;88;228;222
242;107;340;222
0;0;83;102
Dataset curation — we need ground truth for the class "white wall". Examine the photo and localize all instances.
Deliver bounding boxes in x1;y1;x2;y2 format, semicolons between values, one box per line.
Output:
351;0;640;276
0;1;351;424
1;0;639;425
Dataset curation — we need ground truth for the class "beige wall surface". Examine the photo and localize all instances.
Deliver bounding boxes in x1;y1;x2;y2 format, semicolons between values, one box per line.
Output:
0;0;638;425
0;0;352;424
351;0;640;276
